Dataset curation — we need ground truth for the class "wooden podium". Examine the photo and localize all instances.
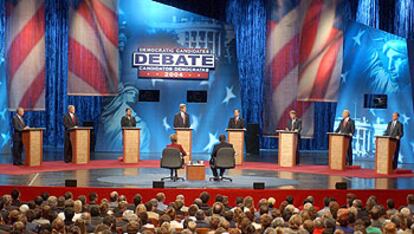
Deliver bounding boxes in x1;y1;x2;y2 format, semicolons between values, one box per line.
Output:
277;130;298;167
22;128;45;166
122;127;141;163
226;128;245;165
328;132;351;170
375;136;397;175
69;127;92;164
175;128;192;163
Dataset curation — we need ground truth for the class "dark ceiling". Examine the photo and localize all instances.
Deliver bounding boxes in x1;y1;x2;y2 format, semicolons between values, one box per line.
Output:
153;0;228;21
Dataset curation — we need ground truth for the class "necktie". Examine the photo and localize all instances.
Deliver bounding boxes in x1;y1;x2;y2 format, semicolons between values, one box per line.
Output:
182;113;186;124
343;119;347;128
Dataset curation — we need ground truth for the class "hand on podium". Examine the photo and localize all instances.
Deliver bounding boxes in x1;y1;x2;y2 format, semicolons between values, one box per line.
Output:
24;126;29;130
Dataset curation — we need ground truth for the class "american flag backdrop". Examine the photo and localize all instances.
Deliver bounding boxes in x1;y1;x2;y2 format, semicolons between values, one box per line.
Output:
68;0;118;96
264;0;344;137
6;0;46;110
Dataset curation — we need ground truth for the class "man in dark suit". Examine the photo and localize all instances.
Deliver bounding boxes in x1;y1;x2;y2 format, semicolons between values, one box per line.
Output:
285;110;302;164
210;135;233;179
12;107;28;165
335;109;355;165
173;104;190;128
120;108;136;127
227;109;245;129
63;105;80;163
384;112;404;169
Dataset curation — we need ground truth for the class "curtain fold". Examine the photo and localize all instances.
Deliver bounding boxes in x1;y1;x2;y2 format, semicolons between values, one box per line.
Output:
395;0;414;40
0;0;10;153
226;0;266;125
356;0;380;28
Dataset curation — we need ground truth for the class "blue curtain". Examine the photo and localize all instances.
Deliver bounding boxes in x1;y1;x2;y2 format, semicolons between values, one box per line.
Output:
4;0;102;150
0;0;10;153
356;0;380;28
395;0;414;40
226;0;266;125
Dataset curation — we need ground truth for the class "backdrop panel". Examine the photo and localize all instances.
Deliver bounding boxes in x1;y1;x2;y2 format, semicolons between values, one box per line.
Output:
336;21;413;162
95;0;241;154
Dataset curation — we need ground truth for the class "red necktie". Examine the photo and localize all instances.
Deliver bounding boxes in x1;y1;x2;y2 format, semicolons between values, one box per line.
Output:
343;119;347;128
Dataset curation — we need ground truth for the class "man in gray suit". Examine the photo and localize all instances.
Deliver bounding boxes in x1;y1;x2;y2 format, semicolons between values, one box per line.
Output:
12;107;28;165
286;110;302;164
335;109;355;165
384;112;404;169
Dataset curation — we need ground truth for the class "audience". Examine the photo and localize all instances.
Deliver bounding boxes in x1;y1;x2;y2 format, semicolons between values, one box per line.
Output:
0;190;414;233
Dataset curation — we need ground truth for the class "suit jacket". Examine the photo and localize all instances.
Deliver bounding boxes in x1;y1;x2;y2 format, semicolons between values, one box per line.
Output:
63;113;79;133
210;142;233;162
227;117;245;129
287;118;302;134
12;114;27;141
120;116;136;127
384;120;403;139
173;112;190;128
335;118;355;136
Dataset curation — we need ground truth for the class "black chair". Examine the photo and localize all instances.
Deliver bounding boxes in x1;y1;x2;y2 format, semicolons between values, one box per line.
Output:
209;147;235;182
160;148;185;182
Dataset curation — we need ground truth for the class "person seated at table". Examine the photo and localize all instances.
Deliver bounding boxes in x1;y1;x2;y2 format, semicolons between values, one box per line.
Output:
166;134;187;178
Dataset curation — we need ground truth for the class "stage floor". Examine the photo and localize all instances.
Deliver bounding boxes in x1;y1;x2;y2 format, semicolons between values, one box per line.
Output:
0;149;414;189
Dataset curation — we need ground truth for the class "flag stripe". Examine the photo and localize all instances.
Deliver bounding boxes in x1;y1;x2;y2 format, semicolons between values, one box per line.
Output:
69;39;110;93
9;36;45;109
7;4;45;80
19;67;46;108
309;32;342;99
270;34;300;90
89;0;118;45
68;0;118;96
299;0;323;64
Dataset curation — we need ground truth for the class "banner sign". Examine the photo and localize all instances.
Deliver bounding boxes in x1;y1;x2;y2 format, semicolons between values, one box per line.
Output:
133;47;215;79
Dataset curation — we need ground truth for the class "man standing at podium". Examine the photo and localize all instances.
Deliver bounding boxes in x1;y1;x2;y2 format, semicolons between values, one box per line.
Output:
121;108;136;127
12;107;28;165
335;110;355;165
63;105;79;163
173;104;190;128
227;109;245;129
286;110;302;164
384;112;404;169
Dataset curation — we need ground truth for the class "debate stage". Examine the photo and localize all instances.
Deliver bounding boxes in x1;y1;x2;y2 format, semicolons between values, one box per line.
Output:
0;149;414;190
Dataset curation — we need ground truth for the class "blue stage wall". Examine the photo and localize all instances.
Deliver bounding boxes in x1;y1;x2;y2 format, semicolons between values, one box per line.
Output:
95;0;241;154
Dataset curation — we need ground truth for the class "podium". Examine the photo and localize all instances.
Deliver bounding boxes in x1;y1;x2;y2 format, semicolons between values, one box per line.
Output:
22;128;45;166
122;127;141;163
175;128;192;163
277;130;298;167
328;132;351;170
226;128;245;165
69;127;92;164
375;136;397;175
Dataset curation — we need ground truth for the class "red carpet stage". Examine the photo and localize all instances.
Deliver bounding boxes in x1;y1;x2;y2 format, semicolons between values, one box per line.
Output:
0;185;413;209
2;160;413;178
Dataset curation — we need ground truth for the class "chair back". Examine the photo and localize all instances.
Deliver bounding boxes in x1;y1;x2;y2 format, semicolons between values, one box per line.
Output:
215;147;235;169
161;148;183;169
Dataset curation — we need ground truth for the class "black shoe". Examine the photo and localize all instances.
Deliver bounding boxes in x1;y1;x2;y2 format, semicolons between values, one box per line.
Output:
17;162;24;165
64;160;71;163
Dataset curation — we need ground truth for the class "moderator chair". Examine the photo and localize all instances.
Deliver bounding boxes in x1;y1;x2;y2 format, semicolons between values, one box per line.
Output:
209;147;235;182
160;148;185;182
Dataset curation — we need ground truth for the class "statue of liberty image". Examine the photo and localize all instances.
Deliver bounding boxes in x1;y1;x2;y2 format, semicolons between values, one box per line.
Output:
97;84;150;152
363;40;409;95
